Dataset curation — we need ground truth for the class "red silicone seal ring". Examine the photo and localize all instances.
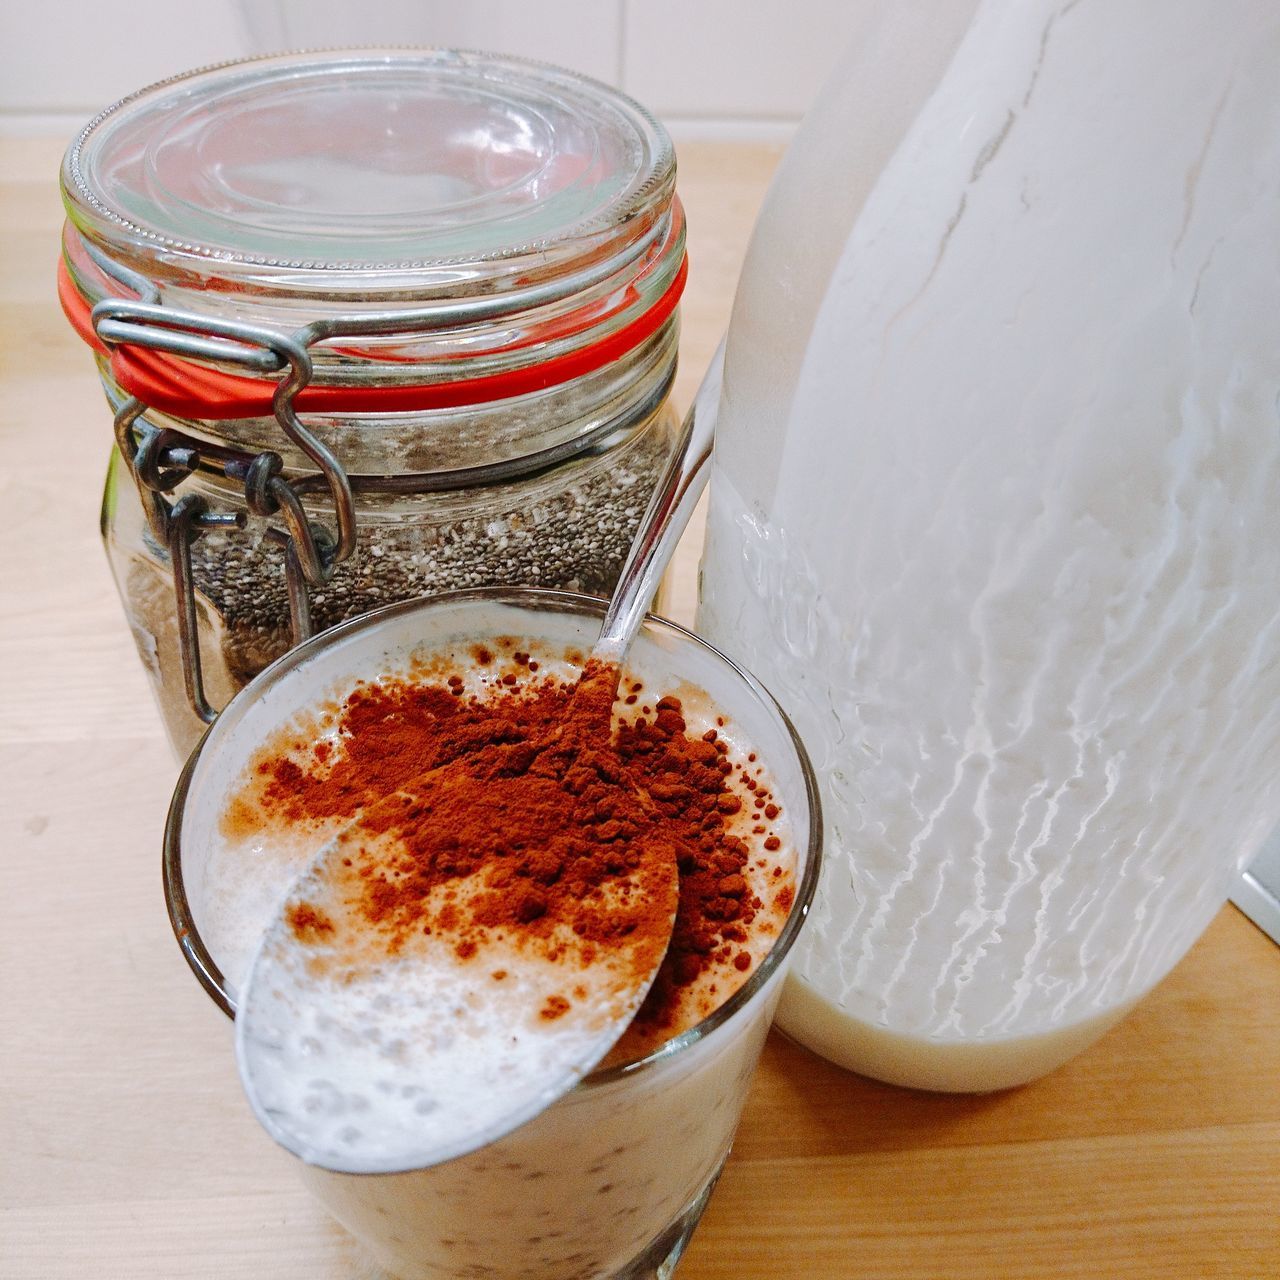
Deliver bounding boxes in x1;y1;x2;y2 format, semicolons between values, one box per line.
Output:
58;251;687;420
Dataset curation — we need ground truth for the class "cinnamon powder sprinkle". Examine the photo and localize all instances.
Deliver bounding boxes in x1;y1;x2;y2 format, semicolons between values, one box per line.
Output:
285;902;335;943
255;657;793;1044
540;995;571;1021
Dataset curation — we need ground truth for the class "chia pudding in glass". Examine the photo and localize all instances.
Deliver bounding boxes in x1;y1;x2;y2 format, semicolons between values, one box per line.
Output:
165;590;822;1279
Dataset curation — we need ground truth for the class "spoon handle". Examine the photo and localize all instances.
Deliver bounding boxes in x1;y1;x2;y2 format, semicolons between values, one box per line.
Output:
594;338;726;662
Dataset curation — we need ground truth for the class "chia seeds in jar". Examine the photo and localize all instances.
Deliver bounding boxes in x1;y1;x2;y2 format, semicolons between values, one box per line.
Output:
59;49;686;755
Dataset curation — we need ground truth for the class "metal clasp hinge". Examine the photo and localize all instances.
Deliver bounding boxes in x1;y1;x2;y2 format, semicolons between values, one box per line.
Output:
98;297;357;725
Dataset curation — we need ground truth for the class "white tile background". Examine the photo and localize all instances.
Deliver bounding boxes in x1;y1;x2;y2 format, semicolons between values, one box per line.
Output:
1;0;869;139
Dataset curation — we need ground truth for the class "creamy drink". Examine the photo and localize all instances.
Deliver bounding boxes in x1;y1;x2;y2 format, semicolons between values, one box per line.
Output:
696;0;1280;1090
168;592;819;1279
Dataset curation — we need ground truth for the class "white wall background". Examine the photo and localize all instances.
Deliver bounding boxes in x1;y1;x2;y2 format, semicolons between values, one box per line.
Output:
1;0;867;139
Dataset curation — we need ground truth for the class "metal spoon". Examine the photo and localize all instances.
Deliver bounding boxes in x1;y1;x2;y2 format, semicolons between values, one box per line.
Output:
234;343;726;1174
595;336;724;664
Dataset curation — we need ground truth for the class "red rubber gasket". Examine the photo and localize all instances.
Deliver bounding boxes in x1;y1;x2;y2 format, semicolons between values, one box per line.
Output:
58;250;686;419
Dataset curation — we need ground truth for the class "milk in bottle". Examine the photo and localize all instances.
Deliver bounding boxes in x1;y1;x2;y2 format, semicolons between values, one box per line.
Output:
697;0;1280;1090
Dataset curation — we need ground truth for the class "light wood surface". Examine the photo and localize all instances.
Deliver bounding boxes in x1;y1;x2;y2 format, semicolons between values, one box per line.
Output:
2;135;1277;1280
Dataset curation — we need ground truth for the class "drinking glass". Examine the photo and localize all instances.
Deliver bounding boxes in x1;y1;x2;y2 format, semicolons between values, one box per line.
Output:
164;587;823;1279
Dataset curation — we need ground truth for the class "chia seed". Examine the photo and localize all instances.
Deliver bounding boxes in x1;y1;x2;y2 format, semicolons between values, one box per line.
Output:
183;413;671;684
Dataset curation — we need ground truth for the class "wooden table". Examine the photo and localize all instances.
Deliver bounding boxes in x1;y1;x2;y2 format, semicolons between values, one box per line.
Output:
2;136;1277;1280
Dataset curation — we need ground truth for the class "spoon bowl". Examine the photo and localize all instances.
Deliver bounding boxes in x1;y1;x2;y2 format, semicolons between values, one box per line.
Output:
235;772;678;1172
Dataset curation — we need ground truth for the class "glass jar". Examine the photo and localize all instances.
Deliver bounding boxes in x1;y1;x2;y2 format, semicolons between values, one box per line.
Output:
59;49;686;755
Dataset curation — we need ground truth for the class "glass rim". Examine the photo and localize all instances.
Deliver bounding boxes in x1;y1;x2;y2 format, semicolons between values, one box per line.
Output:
162;585;824;1097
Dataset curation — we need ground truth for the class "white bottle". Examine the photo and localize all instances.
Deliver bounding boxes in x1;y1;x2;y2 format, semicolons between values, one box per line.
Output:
697;0;1280;1090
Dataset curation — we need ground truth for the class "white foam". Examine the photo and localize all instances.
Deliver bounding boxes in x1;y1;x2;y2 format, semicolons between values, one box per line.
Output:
191;626;798;1031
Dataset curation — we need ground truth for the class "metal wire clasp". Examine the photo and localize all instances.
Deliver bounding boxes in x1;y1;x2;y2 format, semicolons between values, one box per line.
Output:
93;279;357;725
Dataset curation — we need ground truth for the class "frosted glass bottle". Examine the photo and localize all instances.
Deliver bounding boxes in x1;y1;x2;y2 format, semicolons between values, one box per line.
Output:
696;0;1280;1091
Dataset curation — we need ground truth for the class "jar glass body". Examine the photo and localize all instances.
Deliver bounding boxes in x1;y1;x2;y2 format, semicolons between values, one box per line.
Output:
103;378;678;756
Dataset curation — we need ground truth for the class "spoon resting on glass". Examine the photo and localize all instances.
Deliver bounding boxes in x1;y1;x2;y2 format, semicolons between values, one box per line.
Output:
234;343;725;1173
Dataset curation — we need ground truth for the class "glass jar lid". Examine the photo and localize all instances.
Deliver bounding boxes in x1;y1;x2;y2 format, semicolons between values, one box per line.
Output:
59;48;685;428
62;48;675;301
